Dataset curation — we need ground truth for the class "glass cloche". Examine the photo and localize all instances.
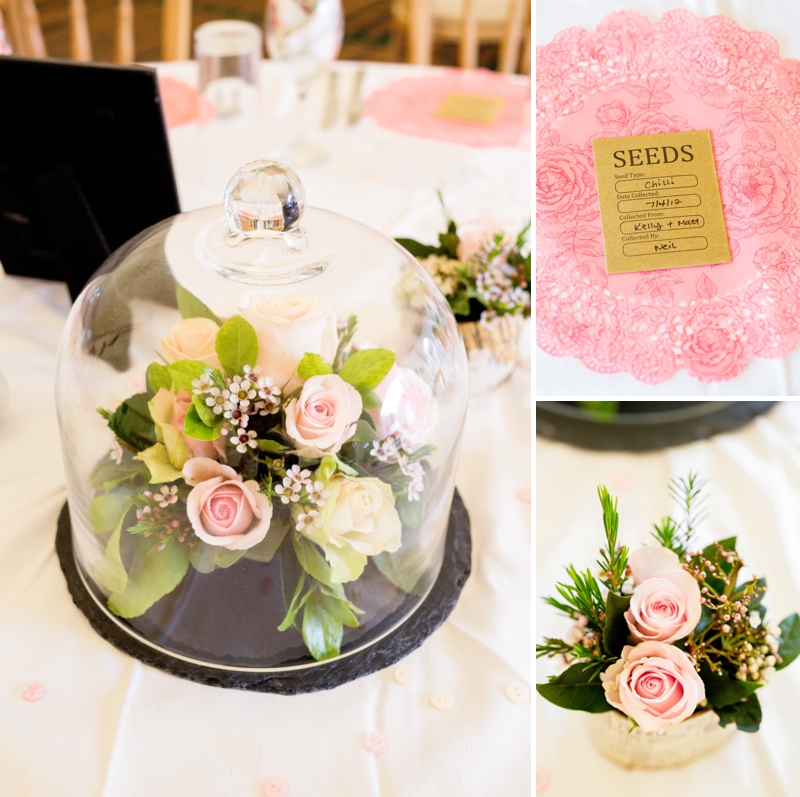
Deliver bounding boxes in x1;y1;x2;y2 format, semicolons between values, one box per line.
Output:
55;161;468;672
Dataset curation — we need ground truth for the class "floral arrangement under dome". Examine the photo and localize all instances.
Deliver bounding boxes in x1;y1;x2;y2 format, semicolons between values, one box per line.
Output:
394;197;531;326
89;287;438;661
536;475;800;734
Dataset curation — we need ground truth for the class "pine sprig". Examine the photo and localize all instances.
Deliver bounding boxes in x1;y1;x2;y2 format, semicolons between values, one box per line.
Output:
549;564;606;631
596;486;630;593
651;472;707;557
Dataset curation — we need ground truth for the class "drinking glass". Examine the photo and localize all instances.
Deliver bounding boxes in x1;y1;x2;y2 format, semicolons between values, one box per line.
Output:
194;20;263;188
264;0;344;166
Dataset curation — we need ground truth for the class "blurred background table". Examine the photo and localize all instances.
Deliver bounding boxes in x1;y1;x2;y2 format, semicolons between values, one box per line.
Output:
537;401;800;796
0;49;531;797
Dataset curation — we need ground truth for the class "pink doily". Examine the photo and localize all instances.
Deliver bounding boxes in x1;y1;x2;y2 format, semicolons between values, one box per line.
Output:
364;69;530;148
537;10;800;383
158;76;214;130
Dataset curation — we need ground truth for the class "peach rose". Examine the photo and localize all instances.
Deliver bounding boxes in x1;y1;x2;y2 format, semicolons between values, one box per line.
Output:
239;292;337;391
373;367;438;452
183;458;273;550
162;317;221;368
600;642;706;732
625;547;702;643
284;374;362;457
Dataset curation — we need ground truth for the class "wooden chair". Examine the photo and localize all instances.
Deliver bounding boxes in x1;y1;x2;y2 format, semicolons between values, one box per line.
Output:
1;0;192;62
406;0;530;73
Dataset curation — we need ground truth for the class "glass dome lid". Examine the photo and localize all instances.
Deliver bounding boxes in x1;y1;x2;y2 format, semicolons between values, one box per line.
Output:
55;161;468;671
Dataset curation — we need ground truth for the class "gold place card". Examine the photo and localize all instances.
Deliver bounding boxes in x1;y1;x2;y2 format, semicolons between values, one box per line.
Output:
591;129;730;275
435;93;505;124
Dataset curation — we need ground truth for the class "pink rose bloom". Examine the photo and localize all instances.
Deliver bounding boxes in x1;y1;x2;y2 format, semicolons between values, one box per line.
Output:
625;547;702;643
372;367;438;452
680;299;749;383
600;641;706;732
239;292;338;391
183;458;273;550
457;228;493;263
595;101;631;132
284;374;362;457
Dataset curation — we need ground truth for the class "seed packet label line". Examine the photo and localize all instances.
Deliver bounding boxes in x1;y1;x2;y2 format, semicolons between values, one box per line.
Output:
591;129;731;274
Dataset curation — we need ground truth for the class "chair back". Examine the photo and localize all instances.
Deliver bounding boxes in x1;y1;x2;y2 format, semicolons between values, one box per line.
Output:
2;0;192;62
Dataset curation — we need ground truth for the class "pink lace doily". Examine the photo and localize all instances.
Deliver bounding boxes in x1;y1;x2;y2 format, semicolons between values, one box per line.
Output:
364;69;530;148
537;10;800;383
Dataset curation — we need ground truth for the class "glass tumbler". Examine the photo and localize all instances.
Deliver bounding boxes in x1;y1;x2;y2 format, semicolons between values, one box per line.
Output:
194;20;263;189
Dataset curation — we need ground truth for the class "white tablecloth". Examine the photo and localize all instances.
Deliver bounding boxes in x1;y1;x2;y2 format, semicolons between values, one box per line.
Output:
537;0;800;396
0;60;531;796
536;402;800;795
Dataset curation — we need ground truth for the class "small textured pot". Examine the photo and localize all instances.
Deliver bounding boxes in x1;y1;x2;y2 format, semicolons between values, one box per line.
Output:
458;313;525;395
587;708;737;770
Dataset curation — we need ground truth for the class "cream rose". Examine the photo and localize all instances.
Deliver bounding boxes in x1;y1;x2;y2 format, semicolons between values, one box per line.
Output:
284;374;362;457
304;473;402;583
183;458;273;550
162;317;221;368
373;367;438;452
600;642;706;732
625;547;702;643
239;292;337;391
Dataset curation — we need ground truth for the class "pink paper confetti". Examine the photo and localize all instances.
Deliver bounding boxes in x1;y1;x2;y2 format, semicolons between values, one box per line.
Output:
363;731;389;755
536;768;550;792
263;776;290;796
516;487;531;503
22;682;45;702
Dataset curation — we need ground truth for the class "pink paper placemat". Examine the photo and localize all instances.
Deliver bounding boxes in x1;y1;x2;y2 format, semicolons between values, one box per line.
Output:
364;68;530;148
158;75;214;129
537;10;800;383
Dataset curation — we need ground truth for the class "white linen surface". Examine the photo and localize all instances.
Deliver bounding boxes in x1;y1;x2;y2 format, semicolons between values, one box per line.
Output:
536;401;800;795
536;0;800;396
0;61;531;796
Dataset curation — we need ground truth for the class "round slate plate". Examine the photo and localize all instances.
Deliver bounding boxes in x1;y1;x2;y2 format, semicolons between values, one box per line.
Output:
56;491;471;694
536;402;776;452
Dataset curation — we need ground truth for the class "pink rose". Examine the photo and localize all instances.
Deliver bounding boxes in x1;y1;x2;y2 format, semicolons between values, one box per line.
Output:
680;299;749;382
239;292;338;391
372;367;438;452
536;143;599;239
284;374;363;457
600;642;706;732
162;317;221;368
625;547;702;643
754;242;793;275
595;101;631;132
183;458;273;550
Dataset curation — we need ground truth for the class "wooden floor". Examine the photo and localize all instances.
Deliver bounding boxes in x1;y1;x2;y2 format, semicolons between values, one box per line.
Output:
32;0;501;67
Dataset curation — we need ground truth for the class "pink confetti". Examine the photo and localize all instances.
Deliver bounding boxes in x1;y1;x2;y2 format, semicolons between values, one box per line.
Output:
363;731;389;755
516;487;531;503
536;768;550;793
263;776;290;796
22;682;45;702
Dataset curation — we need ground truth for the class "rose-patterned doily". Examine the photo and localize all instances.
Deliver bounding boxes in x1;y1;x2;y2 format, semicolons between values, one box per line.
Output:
537;10;800;383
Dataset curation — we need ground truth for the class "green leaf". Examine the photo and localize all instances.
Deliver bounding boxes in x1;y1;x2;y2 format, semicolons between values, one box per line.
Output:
602;593;631;657
438;230;460;259
448;292;471;318
397;495;423;529
88;490;135;534
108;540;190;618
134;443;183;484
777;613;800;670
291;532;341;594
106;393;157;451
215;315;258;376
91;458;149;492
278;574;310;632
92;509;133;594
175;283;222;325
338;348;395;391
357;387;381;409
257;439;290;454
183;405;222;440
243;519;290;563
535;662;614;713
700;663;761;706
147;362;173;394
302;587;344;661
192;393;219;426
297;353;333;380
394;237;441;258
702;537;737;558
188;540;246;574
714;694;762;733
168;360;210;394
350;419;378;443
